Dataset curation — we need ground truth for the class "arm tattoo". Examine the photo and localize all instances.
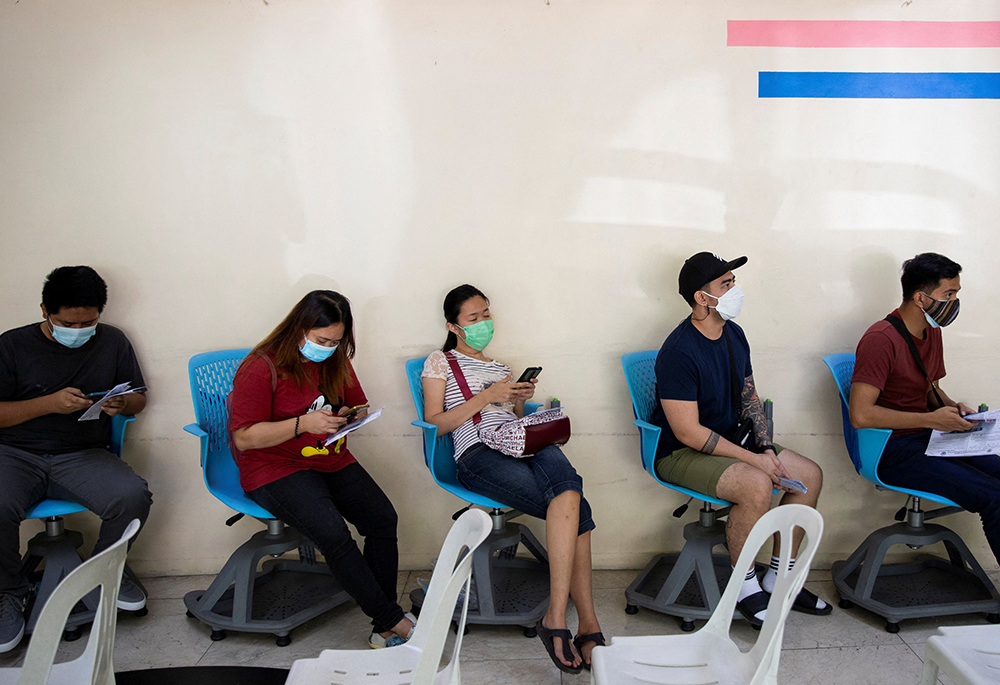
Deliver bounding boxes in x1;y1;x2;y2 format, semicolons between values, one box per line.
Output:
701;430;721;454
741;374;772;449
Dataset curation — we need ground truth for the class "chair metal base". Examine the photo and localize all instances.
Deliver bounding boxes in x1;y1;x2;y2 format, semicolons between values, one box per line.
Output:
410;517;549;631
833;520;1000;631
183;523;351;645
624;517;762;630
20;517;148;636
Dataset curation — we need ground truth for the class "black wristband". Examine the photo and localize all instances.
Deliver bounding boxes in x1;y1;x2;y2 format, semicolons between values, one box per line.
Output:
294;415;300;438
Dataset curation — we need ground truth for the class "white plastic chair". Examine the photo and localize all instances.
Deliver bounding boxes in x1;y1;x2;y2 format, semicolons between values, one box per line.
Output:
591;504;824;685
284;508;492;685
919;624;1000;684
0;518;140;685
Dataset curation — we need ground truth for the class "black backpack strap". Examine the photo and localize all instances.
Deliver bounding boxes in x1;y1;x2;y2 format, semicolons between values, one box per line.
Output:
883;314;945;408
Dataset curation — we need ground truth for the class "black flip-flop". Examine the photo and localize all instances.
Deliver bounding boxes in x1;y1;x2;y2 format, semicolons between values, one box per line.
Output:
736;590;769;629
771;586;833;616
535;622;582;674
573;632;606;671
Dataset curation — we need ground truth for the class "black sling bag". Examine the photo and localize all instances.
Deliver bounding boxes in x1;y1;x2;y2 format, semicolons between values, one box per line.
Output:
883;314;946;409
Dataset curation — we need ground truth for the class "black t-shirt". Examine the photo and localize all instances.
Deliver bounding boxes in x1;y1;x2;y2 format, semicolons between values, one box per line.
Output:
0;322;145;454
650;317;752;455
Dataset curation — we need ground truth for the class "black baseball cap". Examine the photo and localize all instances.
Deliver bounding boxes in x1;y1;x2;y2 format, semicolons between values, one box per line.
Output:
678;252;748;304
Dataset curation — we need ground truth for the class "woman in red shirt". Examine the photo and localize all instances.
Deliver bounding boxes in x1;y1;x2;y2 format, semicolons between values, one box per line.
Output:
228;290;413;649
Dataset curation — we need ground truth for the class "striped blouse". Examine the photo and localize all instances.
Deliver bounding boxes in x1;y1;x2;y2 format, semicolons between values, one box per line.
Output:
422;349;518;459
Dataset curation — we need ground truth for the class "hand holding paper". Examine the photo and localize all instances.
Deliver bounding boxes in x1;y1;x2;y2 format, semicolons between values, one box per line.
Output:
323;407;384;446
78;382;146;421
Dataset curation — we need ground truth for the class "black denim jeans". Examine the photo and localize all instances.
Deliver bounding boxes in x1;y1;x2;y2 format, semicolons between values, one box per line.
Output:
879;429;1000;565
247;462;404;632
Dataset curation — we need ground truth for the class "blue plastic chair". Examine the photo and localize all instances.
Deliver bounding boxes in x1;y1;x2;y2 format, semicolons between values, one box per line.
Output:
182;349;349;646
405;356;550;634
620;350;772;631
823;352;1000;632
21;413;143;639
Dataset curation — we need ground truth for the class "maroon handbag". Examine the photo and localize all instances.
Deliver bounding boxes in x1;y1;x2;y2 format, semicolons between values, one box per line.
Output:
446;352;570;457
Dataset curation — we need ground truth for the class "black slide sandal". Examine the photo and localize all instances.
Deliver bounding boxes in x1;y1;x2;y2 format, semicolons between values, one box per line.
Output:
573;632;606;671
736;590;769;629
536;622;582;674
787;586;833;616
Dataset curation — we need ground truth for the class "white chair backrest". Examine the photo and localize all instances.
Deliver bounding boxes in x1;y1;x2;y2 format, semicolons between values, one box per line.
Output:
701;504;824;684
408;509;491;684
18;518;140;685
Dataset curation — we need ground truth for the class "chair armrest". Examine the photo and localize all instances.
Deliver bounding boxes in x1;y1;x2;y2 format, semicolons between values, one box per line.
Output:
183;423;208;438
525;402;542;416
634;418;662;475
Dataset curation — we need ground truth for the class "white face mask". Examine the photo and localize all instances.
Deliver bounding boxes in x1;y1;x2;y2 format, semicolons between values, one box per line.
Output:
700;285;745;321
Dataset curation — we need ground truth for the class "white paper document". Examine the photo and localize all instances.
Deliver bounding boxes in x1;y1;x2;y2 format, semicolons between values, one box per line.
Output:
78;382;147;421
925;409;1000;458
323;406;384;446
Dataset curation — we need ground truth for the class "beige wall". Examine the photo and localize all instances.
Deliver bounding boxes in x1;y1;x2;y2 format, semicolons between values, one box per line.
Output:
2;0;999;575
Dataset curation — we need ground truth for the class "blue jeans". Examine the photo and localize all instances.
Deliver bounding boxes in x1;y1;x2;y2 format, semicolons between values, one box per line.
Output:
456;443;595;536
247;462;404;632
879;429;1000;565
0;444;152;597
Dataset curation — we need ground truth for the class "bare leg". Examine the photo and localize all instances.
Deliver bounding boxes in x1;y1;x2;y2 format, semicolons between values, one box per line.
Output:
541;490;583;669
715;462;774;566
569;531;602;666
770;449;823;557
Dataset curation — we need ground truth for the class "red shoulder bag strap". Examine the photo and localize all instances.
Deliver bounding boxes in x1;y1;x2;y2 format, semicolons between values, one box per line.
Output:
445;352;482;425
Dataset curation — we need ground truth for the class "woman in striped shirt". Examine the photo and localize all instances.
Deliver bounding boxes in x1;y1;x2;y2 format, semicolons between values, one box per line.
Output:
421;284;603;674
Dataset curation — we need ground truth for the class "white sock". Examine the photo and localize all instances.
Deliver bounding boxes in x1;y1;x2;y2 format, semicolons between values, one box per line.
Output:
736;565;767;622
761;556;828;611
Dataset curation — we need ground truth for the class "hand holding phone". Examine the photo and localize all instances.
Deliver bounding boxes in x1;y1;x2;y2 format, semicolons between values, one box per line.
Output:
517;367;542;383
340;404;370;420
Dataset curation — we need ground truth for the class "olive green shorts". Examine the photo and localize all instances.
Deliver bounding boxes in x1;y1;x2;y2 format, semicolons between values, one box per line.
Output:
653;443;785;500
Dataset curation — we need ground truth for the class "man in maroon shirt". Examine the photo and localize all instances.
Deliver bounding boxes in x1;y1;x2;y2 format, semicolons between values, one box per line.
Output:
850;253;1000;565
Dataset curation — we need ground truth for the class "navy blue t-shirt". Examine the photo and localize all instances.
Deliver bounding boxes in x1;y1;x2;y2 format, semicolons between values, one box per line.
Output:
650;318;752;455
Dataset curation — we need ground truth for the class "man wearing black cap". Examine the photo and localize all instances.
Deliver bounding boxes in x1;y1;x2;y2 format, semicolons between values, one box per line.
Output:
649;252;828;627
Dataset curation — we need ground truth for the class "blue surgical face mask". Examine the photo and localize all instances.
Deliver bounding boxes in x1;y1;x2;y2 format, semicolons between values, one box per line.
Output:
300;337;338;363
49;319;97;349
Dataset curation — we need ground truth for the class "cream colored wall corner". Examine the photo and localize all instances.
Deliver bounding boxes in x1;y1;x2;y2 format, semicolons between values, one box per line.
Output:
2;0;998;576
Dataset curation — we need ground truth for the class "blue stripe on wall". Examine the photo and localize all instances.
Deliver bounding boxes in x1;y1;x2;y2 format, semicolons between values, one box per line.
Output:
759;72;1000;99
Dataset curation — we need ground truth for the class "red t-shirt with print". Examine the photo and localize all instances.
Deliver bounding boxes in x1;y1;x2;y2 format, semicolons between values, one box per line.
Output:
853;308;945;435
229;354;365;492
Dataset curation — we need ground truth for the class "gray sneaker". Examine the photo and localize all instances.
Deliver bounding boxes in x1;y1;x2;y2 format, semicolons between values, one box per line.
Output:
117;575;146;611
0;594;25;654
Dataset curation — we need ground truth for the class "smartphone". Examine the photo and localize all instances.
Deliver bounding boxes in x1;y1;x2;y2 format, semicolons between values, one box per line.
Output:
517;367;542;383
342;404;370;419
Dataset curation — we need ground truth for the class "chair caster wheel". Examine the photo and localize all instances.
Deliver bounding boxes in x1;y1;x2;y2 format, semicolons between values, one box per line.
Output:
751;623;761;632
987;613;1000;624
63;628;82;642
451;623;469;636
885;622;900;634
625;604;639;615
276;635;291;647
133;607;149;618
186;610;195;618
211;629;227;641
838;599;853;610
680;620;695;632
523;627;536;638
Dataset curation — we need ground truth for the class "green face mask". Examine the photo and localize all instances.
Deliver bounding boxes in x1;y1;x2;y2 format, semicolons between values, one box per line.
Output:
459;319;494;351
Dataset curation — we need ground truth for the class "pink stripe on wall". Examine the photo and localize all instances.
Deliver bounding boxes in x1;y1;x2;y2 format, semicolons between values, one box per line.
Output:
728;20;1000;48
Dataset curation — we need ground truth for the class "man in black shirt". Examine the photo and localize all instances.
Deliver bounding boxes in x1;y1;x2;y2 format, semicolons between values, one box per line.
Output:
0;266;152;653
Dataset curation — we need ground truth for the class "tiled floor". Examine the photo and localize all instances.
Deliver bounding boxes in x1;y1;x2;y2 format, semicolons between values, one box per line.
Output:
2;569;996;683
